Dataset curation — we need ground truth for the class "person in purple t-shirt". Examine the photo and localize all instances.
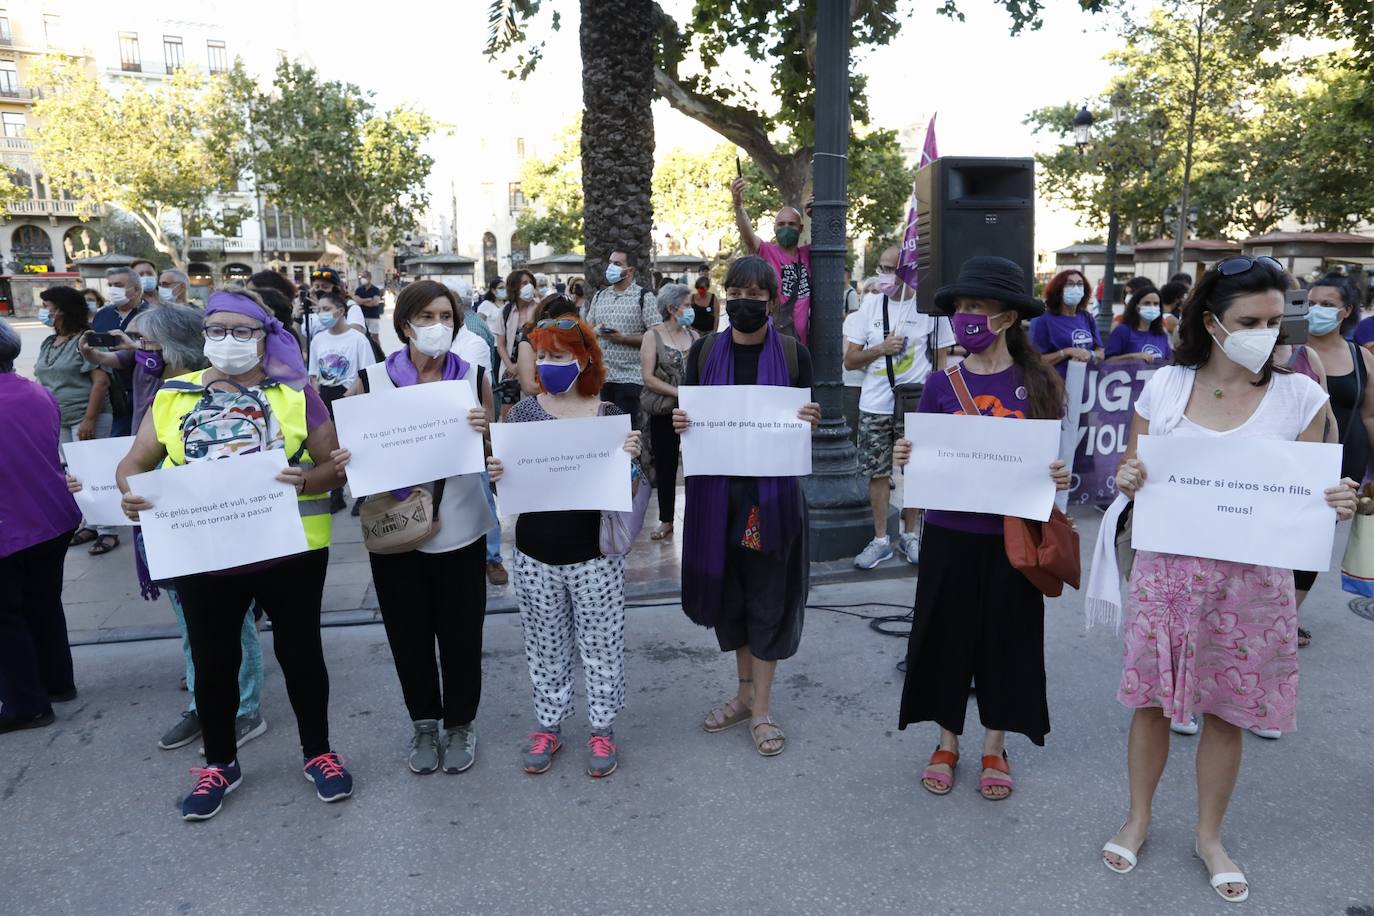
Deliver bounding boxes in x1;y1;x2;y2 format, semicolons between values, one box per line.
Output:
730;174;813;345
1031;269;1104;378
1105;285;1172;364
891;256;1070;803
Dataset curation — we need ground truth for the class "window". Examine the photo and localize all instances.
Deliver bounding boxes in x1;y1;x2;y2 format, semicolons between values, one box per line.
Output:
510;231;530;266
2;111;25;137
163;35;183;72
263;205;279;241
13;224;52;254
0;15;12;44
515;137;525;159
206;40;226;73
0;61;15;94
508;182;525;214
483;232;498;284
118;32;140;72
42;13;61;49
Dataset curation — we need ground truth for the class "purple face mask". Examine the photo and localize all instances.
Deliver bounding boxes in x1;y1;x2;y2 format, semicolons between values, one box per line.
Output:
135;348;165;377
951;312;1003;353
536;360;581;395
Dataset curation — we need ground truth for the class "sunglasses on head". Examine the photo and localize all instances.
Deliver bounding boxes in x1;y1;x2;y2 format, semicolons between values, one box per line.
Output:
536;316;588;344
1215;256;1283;277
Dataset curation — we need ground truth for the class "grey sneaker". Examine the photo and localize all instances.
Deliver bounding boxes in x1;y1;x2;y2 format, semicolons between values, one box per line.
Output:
198;714;269;756
440;724;477;774
408;719;441;774
897;532;920;565
854;536;894;570
521;728;561;774
586;728;618;778
159;711;202;750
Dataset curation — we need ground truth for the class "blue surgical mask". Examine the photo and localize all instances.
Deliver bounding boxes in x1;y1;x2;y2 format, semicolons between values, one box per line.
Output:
317;313;337;330
158;286;176;303
605;264;624;284
85;298;99;311
1139;306;1161;323
38;306;53;326
536;359;582;395
1063;285;1086;307
1307;304;1342;336
678;307;696;327
140;275;157;292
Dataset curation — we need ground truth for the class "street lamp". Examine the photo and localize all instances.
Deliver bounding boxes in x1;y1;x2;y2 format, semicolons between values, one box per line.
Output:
1072;106;1093;152
1069;99;1122;336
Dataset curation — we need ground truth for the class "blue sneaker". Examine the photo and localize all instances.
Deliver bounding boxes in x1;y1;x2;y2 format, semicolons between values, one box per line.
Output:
303;751;353;802
181;761;242;821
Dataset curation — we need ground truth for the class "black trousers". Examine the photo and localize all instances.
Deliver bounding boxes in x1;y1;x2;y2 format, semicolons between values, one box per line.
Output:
370;538;487;727
648;413;681;524
176;549;332;765
0;530;76;720
600;382;643;430
319;385;348;500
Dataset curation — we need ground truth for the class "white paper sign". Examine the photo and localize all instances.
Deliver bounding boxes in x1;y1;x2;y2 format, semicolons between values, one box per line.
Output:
131;450;308;580
901;413;1060;521
678;385;812;477
332;379;485;497
1133;434;1342;570
61;435;135;527
490;414;632;515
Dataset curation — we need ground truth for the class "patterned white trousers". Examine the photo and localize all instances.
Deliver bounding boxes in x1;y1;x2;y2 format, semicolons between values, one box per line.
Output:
513;551;627;729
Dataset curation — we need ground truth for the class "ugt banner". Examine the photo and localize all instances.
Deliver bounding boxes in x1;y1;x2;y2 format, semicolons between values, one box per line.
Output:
1066;356;1158;506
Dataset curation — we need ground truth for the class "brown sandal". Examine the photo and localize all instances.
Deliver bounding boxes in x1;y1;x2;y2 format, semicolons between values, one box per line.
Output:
750;717;786;757
69;528;98;547
703;679;752;732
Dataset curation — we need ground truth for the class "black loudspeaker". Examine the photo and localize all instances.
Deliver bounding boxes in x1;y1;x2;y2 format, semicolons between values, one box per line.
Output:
914;157;1035;314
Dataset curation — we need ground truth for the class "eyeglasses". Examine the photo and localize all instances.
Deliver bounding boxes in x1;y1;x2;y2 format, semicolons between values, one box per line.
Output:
1215;256;1283;277
203;325;264;342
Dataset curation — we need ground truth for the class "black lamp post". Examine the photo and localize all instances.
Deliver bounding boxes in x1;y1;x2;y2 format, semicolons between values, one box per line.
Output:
802;0;873;561
1072;102;1121;337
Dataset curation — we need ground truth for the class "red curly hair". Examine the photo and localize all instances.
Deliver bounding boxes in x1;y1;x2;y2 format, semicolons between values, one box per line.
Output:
1043;268;1092;315
526;317;607;397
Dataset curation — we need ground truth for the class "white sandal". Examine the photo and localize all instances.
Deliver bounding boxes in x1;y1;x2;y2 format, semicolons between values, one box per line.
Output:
1101;822;1144;875
1195;843;1249;903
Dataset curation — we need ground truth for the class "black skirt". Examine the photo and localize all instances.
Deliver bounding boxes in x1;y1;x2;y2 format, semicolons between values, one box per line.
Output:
897;523;1050;746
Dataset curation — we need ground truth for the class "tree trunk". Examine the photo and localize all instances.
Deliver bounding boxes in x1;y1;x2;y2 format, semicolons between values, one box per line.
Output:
581;0;656;287
1170;8;1204;277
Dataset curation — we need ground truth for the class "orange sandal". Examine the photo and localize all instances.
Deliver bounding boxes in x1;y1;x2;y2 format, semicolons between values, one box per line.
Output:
921;747;959;796
979;751;1013;800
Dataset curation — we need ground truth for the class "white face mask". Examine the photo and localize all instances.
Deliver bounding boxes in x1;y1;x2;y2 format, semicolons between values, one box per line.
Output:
158;286;176;303
410;322;453;358
519;283;535;301
495;289;507;301
1210;318;1279;375
1063;285;1085;307
107;286;128;306
203;336;261;376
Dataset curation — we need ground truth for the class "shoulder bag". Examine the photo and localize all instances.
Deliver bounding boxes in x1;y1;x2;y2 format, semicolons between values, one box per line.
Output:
946;364;1080;598
882;294;925;421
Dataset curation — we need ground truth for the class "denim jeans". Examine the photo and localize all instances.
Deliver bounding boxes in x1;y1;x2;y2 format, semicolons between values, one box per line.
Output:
483;471;502;564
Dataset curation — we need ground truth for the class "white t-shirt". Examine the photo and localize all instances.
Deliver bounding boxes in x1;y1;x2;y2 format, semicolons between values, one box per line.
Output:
846;291;954;415
477;300;504;339
303;303;367;342
1135;365;1328;441
308;327;375;390
451;324;491;374
841;310;866;388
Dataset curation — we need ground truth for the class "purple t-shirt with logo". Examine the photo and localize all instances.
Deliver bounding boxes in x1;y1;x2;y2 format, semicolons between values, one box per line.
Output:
1353;316;1374;347
1104;324;1171;362
1029;310;1102;377
916;364;1031;536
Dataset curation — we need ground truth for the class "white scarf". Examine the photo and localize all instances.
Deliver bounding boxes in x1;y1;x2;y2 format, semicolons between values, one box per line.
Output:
1084;366;1196;629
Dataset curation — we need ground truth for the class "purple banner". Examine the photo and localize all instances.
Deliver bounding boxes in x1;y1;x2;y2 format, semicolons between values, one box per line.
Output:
1067;357;1158;506
895;114;938;290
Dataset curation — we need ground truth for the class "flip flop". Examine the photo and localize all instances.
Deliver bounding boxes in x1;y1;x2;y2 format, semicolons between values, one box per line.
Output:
921;746;959;796
979;751;1013;801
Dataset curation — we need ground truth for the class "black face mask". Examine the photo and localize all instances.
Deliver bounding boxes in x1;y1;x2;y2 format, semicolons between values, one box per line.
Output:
726;297;769;333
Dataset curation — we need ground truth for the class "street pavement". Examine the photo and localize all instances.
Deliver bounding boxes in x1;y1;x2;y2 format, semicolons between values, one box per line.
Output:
3;509;1372;915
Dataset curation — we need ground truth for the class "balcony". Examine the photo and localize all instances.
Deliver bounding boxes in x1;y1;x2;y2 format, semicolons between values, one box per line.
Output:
0;136;33;152
7;198;91;217
0;86;35;102
265;237;325;253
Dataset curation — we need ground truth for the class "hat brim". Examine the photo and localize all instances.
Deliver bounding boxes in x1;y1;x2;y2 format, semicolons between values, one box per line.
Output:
932;283;1044;318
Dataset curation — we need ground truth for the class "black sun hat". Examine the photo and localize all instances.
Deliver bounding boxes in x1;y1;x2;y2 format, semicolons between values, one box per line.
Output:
932;256;1044;318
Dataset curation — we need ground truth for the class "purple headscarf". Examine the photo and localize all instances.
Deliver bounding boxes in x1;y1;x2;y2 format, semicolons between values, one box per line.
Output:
681;323;803;626
205;290;308;390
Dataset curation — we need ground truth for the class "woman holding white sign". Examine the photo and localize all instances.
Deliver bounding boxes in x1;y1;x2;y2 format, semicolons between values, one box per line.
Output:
892;256;1069;802
116;289;354;821
1094;257;1356;903
486;315;642;779
674;255;821;758
332;280;496;777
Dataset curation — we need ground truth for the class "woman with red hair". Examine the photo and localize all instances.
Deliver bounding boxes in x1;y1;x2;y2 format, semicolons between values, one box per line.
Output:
486;304;642;779
1031;269;1104;379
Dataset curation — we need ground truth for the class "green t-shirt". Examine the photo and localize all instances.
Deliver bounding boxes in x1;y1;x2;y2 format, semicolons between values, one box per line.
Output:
34;335;110;428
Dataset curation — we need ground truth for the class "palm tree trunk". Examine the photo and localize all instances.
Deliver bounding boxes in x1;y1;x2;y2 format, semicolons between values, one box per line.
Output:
580;0;656;287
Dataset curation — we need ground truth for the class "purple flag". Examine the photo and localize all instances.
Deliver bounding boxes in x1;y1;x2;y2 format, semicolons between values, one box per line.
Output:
895;114;939;289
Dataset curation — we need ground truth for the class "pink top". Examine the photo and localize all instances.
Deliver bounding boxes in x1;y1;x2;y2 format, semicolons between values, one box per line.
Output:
757;241;812;345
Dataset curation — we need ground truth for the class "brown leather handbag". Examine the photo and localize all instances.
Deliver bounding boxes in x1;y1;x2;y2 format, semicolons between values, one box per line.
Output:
944;365;1081;598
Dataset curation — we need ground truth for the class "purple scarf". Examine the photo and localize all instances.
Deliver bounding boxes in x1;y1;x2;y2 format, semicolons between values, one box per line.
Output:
384;346;469;500
682;324;803;627
206;291;308;391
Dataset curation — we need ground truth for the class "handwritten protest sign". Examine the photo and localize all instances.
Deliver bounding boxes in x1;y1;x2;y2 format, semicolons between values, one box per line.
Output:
130;450;307;579
332;379;485;497
1066;357;1158;507
490;414;632;515
1133;434;1342;569
61;435;134;527
678;385;811;477
902;413;1060;520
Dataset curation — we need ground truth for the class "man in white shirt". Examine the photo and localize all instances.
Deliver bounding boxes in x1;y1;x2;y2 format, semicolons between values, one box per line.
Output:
843;245;953;569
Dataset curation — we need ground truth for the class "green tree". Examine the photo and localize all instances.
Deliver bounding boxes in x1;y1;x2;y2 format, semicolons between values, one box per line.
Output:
1282;62;1374;231
516;115;584;252
652;144;738;261
243;60;438;273
29;59;248;268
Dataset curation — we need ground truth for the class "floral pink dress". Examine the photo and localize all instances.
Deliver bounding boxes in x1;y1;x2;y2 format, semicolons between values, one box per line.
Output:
1116;367;1328;733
